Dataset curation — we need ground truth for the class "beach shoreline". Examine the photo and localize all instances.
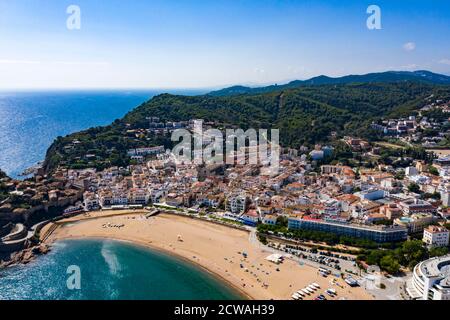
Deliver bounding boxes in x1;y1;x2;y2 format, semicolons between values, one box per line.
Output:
48;234;252;300
42;211;373;300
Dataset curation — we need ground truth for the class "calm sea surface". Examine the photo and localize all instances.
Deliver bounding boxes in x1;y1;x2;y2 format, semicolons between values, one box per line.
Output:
0;89;204;178
0;239;242;300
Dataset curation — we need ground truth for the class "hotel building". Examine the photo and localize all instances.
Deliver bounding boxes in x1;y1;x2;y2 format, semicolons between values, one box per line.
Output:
408;255;450;300
287;216;407;243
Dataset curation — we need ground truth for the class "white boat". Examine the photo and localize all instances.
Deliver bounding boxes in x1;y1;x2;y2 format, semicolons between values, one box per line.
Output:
301;289;310;295
296;291;306;297
307;285;317;291
312;283;320;289
305;288;314;294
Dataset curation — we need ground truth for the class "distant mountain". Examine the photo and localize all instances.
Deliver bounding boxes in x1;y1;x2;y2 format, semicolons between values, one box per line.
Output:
208;70;450;96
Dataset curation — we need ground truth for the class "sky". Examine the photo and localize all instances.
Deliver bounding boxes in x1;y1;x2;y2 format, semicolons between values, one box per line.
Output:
0;0;449;89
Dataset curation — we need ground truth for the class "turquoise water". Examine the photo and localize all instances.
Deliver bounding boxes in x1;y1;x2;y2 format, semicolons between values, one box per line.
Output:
0;89;204;178
0;239;242;300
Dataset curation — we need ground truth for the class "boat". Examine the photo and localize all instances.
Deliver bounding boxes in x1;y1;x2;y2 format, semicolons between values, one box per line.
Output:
301;289;310;295
296;291;305;297
293;293;302;300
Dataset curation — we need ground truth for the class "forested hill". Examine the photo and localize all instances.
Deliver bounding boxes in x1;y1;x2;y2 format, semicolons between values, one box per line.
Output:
209;70;450;97
44;82;450;172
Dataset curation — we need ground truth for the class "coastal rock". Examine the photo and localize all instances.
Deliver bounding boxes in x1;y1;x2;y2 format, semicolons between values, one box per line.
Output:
22;250;34;264
33;243;50;255
1;243;51;267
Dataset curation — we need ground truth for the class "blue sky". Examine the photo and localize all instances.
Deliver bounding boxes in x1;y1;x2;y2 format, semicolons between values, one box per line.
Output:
0;0;449;89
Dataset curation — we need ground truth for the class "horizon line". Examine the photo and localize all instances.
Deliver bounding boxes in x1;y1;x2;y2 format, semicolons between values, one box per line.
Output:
1;69;449;92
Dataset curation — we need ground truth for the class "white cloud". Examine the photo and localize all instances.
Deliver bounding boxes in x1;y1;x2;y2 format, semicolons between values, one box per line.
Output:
53;61;110;66
254;67;265;74
0;59;109;66
400;64;419;70
0;59;41;65
439;59;450;65
403;42;416;52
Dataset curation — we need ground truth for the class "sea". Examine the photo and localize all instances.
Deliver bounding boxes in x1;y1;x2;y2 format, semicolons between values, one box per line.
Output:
0;89;205;179
0;89;242;300
0;239;242;300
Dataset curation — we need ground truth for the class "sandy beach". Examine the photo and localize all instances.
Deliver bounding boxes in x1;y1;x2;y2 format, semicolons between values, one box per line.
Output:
426;149;450;157
42;211;373;300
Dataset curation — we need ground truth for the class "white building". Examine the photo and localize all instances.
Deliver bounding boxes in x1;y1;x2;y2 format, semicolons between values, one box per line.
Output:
99;191;113;207
111;191;128;205
240;209;259;226
405;166;419;177
226;194;247;214
409;174;431;185
128;188;149;205
358;188;385;201
407;255;450;300
127;146;165;157
441;189;450;207
398;199;435;215
263;214;278;225
323;199;341;216
423;226;450;248
83;191;100;211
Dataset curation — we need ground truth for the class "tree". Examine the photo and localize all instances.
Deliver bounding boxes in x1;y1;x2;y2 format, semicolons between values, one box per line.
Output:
365;250;386;266
380;255;400;274
276;216;288;227
429;247;449;258
401;240;427;266
408;183;421;194
258;234;268;245
428;166;439;176
394;171;405;180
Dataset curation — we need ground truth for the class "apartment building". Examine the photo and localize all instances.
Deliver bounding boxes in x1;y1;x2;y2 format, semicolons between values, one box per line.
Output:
423;226;450;247
226;194;247;214
287;215;408;243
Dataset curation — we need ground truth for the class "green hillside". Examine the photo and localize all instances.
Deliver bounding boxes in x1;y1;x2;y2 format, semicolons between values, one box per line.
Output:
44;82;450;173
